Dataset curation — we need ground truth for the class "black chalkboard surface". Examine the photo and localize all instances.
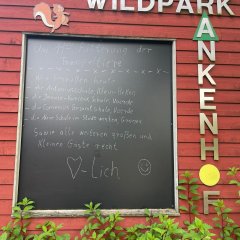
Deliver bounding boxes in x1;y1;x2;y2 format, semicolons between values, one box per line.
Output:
17;35;177;212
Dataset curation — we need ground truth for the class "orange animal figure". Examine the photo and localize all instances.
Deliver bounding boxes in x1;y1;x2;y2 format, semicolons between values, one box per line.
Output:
33;2;70;33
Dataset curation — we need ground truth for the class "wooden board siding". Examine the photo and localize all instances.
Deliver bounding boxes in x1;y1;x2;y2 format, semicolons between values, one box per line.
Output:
0;0;239;238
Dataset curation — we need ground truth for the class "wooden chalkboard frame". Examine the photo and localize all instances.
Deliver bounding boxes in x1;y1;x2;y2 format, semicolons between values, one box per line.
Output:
13;33;179;217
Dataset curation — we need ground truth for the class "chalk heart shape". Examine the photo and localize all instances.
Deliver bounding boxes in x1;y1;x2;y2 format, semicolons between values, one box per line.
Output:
67;156;82;180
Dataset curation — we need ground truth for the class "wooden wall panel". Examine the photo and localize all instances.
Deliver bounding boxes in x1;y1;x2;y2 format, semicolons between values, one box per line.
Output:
0;86;19;98
178;143;240;157
177;77;240;90
0;127;17;140
0;32;22;45
178;156;240;170
178;129;240;143
0;113;18;126
0;156;15;169
0;100;18;113
178;116;240;129
0;0;239;237
177;103;240;116
0;72;20;85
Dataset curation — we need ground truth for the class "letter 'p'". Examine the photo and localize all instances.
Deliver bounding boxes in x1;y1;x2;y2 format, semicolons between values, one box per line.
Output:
158;0;174;12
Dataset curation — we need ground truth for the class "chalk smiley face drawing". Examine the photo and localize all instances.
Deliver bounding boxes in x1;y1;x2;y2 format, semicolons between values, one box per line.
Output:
138;159;151;176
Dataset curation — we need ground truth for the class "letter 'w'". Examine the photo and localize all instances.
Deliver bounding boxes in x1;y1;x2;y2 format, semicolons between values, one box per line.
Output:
87;0;106;9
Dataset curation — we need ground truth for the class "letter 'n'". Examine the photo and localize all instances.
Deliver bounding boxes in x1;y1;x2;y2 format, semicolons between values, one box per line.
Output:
200;113;218;135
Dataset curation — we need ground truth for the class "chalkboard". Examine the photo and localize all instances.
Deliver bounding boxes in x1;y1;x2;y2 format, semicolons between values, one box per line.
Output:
15;34;177;214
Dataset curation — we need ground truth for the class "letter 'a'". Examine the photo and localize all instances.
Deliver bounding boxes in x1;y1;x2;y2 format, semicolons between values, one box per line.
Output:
193;11;219;41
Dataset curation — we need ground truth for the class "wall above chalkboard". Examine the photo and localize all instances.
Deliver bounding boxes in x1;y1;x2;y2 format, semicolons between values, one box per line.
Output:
14;34;178;216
